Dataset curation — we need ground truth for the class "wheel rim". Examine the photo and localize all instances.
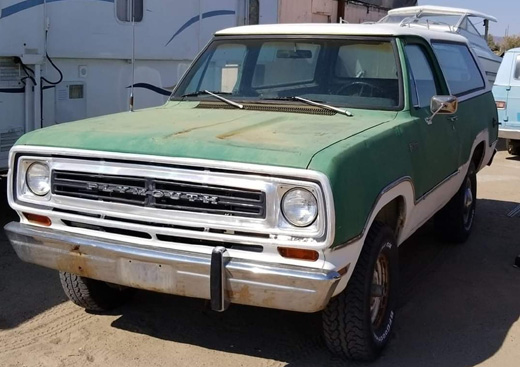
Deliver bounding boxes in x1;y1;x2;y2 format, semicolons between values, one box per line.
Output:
462;176;474;230
370;249;390;329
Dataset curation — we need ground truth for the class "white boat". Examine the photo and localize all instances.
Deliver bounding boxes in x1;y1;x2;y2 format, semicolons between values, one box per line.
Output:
379;5;502;84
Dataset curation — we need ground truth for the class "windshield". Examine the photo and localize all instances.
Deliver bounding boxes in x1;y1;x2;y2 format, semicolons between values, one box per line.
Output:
172;38;402;110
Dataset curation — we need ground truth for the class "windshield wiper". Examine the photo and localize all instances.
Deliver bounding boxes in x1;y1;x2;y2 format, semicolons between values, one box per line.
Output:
262;96;353;117
182;90;243;109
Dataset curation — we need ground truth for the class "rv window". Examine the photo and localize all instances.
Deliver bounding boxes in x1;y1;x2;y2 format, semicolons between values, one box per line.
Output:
116;0;143;22
432;42;485;96
69;85;84;99
514;56;520;80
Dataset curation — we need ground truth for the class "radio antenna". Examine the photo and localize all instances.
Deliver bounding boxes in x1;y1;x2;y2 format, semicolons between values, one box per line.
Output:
130;0;136;112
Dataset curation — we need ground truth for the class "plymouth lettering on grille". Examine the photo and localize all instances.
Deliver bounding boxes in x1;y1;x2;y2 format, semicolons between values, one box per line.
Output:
85;183;219;205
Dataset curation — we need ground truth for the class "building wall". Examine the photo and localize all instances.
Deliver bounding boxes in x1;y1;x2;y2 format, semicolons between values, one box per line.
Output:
343;2;388;23
278;0;338;23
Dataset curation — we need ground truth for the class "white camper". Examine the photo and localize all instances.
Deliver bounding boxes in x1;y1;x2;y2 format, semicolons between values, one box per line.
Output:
0;0;396;170
379;5;502;83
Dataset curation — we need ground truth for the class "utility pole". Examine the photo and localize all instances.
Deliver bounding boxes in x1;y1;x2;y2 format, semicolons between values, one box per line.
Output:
337;0;346;23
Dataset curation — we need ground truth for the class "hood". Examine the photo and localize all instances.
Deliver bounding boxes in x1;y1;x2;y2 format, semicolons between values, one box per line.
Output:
16;101;397;169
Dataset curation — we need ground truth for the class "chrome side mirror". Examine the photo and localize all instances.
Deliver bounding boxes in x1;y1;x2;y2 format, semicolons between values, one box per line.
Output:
426;95;458;125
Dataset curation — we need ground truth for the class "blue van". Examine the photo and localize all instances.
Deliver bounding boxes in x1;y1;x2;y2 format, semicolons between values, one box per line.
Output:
493;48;520;155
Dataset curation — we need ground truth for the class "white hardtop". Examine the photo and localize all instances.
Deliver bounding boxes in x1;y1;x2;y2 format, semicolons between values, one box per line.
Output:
216;23;468;44
388;5;497;22
505;47;520;54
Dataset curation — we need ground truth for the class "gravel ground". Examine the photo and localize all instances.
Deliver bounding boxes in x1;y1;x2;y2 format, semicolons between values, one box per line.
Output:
0;147;519;367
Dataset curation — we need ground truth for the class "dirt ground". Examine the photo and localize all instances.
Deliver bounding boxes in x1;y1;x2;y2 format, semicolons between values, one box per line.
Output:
1;146;519;367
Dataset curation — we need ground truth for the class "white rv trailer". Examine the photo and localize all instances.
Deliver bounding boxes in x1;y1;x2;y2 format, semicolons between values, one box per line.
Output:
0;0;399;170
379;6;502;84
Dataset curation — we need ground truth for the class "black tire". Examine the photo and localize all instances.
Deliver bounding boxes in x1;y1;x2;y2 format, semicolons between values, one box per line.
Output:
506;139;520;155
59;272;133;312
322;222;398;361
434;162;477;243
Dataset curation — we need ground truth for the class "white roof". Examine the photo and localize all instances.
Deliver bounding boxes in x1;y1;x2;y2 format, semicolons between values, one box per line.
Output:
388;6;497;22
216;23;468;43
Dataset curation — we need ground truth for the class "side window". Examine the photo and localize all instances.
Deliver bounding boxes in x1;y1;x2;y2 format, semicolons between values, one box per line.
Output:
116;0;143;22
432;42;485;96
514;55;520;80
404;44;439;108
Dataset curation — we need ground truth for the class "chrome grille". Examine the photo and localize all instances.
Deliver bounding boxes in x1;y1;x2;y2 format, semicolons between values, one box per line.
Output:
52;171;266;218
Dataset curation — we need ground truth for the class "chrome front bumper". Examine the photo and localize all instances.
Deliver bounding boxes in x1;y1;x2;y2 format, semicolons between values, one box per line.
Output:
498;127;520;140
4;222;340;313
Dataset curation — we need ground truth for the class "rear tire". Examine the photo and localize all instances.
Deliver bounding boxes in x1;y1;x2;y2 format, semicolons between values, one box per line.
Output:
322;222;398;361
435;162;477;243
506;139;520;155
59;272;133;312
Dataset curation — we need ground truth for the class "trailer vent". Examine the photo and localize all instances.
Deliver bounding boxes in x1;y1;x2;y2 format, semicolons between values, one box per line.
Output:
0;128;24;152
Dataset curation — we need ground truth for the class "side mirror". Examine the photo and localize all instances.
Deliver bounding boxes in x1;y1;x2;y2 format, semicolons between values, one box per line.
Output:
426;95;458;125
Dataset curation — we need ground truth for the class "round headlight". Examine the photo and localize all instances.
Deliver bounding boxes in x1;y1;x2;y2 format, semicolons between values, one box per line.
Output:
281;188;318;227
26;162;50;196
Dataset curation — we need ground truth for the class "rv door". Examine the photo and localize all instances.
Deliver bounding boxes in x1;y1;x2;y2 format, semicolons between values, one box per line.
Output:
494;52;516;126
507;53;520;127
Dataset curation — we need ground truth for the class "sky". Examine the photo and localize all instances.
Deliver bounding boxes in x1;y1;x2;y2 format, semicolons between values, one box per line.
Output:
419;0;520;37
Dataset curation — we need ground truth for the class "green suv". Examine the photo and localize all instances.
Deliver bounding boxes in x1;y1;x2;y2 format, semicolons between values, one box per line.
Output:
5;23;498;361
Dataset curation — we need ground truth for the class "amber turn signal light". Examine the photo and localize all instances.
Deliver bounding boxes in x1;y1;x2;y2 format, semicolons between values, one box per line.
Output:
278;247;319;261
496;101;506;109
23;213;52;227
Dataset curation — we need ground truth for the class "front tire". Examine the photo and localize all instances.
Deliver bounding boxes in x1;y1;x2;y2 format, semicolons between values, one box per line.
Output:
59;272;133;312
506;139;520;155
322;222;398;361
435;162;477;243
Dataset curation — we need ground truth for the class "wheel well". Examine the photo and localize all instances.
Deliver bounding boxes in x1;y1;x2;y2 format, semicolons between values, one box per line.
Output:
472;142;485;170
373;196;406;238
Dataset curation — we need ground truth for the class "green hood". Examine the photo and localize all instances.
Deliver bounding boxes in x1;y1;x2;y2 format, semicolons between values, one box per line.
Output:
17;102;397;168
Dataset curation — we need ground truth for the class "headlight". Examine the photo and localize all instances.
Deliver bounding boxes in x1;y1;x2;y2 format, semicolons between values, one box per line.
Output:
26;162;51;196
281;188;318;227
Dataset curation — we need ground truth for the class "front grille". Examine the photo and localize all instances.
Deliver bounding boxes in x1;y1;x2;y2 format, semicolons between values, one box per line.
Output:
52;171;266;218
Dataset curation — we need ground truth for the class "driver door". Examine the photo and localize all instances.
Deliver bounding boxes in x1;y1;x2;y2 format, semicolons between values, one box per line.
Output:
403;42;459;198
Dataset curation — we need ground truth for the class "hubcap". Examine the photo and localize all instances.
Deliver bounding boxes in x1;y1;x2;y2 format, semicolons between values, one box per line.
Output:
462;177;474;229
370;250;390;329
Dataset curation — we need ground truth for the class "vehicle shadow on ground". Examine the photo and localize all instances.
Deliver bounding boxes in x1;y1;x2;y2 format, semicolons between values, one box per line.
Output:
505;155;520;162
0;177;68;329
109;197;520;367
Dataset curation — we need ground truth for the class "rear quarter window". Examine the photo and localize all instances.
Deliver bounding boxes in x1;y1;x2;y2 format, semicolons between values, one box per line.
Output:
432;42;485;96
